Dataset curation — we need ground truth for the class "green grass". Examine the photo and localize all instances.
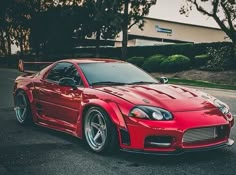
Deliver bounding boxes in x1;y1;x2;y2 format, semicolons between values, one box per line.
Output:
168;78;236;90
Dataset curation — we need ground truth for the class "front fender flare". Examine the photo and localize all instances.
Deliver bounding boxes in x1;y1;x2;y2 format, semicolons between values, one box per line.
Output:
76;99;127;138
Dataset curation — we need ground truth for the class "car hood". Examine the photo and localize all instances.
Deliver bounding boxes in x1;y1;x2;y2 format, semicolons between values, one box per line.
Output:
95;84;216;112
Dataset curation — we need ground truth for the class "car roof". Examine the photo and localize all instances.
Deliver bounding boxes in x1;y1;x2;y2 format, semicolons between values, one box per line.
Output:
59;58;125;64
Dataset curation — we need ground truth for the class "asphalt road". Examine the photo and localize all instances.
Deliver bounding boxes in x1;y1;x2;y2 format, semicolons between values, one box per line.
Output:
0;68;236;175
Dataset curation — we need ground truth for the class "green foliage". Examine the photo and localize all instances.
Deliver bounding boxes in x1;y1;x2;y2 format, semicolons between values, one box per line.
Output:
142;54;167;72
127;0;157;30
160;54;191;73
71;42;233;60
127;56;145;67
30;5;91;54
0;0;32;55
194;54;210;67
83;0;122;40
127;42;235;59
202;46;235;71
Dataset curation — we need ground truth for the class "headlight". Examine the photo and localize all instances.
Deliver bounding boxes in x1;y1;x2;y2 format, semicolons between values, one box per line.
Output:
214;99;229;115
129;106;173;120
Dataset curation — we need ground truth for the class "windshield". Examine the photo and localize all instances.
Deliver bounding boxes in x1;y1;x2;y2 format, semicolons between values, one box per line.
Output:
79;62;158;86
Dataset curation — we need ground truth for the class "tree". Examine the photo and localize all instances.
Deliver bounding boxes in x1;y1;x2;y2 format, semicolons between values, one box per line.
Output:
10;0;33;56
120;0;157;60
30;5;91;54
0;0;14;56
83;0;122;57
180;0;236;55
0;0;37;56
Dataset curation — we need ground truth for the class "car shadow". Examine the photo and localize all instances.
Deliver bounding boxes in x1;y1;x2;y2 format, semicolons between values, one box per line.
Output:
27;124;235;165
114;148;234;166
25;124;87;148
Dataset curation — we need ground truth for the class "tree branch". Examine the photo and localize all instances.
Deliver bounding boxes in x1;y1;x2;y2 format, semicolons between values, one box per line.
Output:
221;0;234;32
212;14;232;38
212;0;219;15
185;0;235;43
192;0;213;16
128;19;139;29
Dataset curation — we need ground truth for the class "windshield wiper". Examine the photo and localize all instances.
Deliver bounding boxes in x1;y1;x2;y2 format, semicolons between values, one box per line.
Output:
91;81;127;86
128;81;158;85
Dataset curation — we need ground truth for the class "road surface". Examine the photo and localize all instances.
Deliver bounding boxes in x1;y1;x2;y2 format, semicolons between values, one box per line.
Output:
0;68;235;175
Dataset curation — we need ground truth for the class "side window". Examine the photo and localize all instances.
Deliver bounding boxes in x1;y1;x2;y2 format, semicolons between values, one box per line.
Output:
46;62;83;86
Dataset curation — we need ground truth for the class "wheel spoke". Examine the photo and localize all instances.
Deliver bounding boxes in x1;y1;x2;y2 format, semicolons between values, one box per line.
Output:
91;122;100;130
97;114;103;125
100;131;106;143
93;130;101;142
100;125;106;131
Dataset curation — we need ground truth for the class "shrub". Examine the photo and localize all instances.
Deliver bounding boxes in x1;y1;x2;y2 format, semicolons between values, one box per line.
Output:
194;54;210;67
203;46;234;71
160;54;191;73
127;56;145;67
142;54;167;72
127;42;233;58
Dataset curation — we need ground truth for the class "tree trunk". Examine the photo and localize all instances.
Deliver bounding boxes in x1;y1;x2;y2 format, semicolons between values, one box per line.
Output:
96;30;101;57
0;31;7;56
121;0;129;60
19;30;24;56
231;33;236;61
6;30;11;56
233;42;236;69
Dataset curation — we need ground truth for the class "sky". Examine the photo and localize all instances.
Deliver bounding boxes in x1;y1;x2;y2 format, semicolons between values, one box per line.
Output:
148;0;219;28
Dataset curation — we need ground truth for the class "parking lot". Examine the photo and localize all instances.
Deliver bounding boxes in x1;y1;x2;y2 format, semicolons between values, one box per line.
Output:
0;68;235;175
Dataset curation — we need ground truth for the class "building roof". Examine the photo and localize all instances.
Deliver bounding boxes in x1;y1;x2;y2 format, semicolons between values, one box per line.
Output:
144;17;221;31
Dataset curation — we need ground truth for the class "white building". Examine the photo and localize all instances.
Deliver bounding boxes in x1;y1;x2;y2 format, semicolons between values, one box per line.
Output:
114;17;230;47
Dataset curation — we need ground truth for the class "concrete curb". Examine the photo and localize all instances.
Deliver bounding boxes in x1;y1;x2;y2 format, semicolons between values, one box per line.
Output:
182;85;236;93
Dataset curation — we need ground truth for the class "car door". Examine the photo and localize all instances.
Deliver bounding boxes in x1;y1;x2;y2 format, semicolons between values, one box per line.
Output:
36;62;84;131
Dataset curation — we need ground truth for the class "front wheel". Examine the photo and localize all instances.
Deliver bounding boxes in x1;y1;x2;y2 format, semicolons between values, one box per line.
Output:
84;107;118;154
14;90;32;125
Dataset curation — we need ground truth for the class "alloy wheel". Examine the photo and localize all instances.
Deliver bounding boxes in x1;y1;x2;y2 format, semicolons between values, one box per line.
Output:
84;108;108;152
14;92;27;123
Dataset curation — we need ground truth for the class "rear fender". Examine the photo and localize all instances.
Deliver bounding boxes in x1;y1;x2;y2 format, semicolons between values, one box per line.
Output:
14;85;39;123
14;86;34;104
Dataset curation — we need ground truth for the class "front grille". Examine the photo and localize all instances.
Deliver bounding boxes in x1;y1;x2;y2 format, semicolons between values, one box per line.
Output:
183;127;218;143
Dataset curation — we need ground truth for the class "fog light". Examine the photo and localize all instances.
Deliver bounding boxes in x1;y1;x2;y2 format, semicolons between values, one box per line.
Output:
145;136;172;148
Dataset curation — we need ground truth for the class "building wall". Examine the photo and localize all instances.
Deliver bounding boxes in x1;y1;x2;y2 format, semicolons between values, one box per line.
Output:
116;18;231;46
114;39;136;47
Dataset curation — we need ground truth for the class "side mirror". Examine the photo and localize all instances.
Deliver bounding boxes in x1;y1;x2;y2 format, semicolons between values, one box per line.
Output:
59;78;77;90
160;77;168;84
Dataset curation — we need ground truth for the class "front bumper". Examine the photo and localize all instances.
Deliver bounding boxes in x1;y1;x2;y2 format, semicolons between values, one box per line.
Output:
120;138;234;155
119;109;234;154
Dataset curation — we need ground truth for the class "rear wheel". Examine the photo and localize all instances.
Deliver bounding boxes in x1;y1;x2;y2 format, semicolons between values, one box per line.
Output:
14;90;32;125
84;107;118;154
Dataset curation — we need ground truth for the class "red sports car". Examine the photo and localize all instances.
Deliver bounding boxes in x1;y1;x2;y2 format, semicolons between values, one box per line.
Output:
14;58;234;155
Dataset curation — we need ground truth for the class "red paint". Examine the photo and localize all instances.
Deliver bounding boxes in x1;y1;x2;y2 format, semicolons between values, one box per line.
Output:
13;59;234;153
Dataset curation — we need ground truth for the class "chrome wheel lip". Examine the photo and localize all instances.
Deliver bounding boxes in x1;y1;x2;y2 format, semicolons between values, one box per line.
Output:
14;93;27;123
84;109;107;152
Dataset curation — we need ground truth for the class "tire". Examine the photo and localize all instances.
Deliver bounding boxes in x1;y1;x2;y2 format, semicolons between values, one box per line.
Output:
14;90;33;125
84;107;118;154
